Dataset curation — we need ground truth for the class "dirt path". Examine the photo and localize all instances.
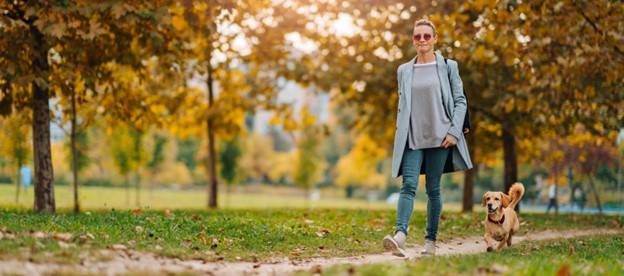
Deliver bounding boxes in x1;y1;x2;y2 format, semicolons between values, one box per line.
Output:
0;228;621;275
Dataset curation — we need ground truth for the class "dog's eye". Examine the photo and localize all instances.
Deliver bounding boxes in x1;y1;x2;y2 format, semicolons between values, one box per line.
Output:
495;198;500;201
486;197;490;200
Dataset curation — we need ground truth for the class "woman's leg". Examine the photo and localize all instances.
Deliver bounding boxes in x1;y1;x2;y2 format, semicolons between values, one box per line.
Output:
395;147;424;235
423;147;450;241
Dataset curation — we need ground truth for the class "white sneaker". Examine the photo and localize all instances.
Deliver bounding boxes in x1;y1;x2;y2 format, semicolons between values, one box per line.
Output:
383;232;406;257
420;239;436;255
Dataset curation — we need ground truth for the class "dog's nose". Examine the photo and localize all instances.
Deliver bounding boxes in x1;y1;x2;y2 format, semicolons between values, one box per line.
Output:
487;203;492;208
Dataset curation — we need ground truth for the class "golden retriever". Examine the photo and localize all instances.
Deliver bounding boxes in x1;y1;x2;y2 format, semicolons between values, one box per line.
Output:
481;182;525;251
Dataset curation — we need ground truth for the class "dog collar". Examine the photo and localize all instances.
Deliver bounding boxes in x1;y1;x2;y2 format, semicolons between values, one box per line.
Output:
488;214;505;225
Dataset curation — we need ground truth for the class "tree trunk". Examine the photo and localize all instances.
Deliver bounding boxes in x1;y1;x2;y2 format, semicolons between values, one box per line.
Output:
502;126;518;212
125;173;130;207
15;161;22;204
71;88;80;213
462;128;476;212
135;171;141;207
588;175;603;213
31;26;55;213
206;63;218;209
554;168;559;215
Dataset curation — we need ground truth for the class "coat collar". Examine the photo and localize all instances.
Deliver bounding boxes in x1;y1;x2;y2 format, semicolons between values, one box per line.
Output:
407;50;444;67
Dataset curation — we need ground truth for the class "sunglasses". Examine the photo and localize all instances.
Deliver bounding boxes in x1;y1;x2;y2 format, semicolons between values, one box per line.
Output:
413;33;433;41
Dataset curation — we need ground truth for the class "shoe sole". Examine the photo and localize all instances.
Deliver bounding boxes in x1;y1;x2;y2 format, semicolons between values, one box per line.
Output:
383;236;406;257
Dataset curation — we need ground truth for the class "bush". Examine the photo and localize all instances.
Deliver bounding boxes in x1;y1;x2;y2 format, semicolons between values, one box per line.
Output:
0;175;12;184
82;178;114;187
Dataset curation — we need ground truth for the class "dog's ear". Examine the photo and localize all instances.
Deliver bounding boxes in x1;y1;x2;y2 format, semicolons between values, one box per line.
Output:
501;192;511;208
481;193;487;207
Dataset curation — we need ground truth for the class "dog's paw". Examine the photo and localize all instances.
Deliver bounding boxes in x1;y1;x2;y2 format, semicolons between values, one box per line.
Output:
486;247;494;252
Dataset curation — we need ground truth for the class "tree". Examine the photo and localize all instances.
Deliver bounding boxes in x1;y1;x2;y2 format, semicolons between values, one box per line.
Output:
176;137;200;182
147;133;168;181
292;106;327;201
219;136;242;206
129;128;147;207
335;134;387;193
239;134;275;184
0;112;31;203
63;126;89;212
109;125;146;207
1;0;183;212
170;0;304;208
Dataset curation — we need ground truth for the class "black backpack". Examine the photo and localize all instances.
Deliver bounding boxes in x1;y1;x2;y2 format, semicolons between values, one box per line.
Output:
444;58;471;134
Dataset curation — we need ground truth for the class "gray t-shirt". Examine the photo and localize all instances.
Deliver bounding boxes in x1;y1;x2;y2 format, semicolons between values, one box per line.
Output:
408;61;452;150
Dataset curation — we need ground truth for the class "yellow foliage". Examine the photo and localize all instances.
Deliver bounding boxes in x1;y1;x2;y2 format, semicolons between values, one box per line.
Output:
152;162;192;186
170;6;188;31
51;142;70;181
335;134;386;189
266;151;295;184
239;133;275;182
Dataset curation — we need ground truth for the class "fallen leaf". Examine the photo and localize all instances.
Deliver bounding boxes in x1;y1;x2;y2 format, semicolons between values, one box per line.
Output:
304;219;314;225
78;233;95;244
135;226;144;233
52;233;72;241
310;264;322;274
32;231;47;239
132;208;143;216
211;237;219;249
316;228;330;238
58;241;73;249
556;264;570;276
164;209;173;217
112;244;127;250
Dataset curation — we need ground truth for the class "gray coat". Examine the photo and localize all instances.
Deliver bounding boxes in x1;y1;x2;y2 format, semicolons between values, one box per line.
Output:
391;50;473;178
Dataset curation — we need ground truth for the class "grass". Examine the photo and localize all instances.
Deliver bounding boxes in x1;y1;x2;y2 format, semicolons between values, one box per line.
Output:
312;234;624;276
0;208;621;264
0;184;411;210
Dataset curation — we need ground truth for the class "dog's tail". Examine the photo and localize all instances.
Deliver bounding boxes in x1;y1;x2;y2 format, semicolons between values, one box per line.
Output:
508;182;525;209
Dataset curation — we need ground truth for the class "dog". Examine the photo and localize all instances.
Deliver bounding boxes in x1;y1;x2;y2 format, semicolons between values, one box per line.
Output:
482;182;525;252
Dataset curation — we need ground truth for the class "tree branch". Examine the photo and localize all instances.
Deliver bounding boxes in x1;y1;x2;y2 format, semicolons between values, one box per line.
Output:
572;0;624;58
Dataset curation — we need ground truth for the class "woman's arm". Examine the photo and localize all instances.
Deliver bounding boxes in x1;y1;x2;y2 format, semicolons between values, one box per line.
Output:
446;60;467;141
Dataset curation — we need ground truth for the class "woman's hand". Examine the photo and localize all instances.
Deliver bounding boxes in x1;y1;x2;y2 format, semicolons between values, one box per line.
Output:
441;134;457;148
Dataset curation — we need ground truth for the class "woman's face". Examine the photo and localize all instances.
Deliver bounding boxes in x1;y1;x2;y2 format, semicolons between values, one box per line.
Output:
412;25;437;54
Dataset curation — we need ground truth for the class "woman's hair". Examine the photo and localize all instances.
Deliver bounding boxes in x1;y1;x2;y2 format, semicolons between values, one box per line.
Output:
414;18;436;37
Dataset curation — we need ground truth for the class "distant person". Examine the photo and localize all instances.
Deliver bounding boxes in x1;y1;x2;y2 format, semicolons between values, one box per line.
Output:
545;182;558;214
534;174;543;204
20;165;31;188
383;18;473;257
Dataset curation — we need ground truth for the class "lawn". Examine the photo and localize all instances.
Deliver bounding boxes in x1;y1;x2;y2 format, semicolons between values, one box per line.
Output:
312;234;624;276
0;208;621;264
0;184;406;210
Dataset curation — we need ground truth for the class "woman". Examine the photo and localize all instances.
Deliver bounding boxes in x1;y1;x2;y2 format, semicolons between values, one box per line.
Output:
383;18;473;257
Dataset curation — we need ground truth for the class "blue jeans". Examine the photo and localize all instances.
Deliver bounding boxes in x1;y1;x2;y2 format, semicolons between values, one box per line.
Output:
395;145;449;241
